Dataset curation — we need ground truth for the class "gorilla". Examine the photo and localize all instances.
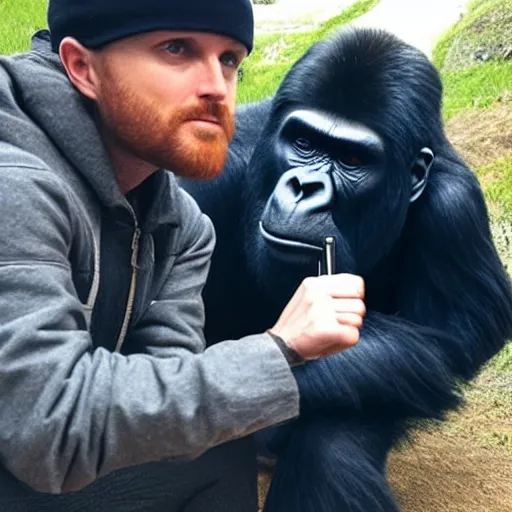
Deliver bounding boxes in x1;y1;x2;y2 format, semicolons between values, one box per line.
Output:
181;27;512;511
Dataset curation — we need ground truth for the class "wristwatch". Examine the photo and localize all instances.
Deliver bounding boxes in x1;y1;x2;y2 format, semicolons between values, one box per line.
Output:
266;330;306;367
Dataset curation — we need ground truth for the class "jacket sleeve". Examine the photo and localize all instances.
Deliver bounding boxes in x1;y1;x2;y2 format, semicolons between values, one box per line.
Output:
0;166;299;494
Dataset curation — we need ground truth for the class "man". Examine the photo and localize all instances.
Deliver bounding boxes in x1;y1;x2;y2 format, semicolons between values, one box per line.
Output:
0;0;366;509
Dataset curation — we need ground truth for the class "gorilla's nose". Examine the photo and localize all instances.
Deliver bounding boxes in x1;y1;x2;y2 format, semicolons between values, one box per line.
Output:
260;167;335;247
279;167;334;212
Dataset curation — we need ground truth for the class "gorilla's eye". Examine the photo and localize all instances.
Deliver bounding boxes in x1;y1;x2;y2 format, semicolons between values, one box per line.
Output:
294;137;313;153
340;155;363;168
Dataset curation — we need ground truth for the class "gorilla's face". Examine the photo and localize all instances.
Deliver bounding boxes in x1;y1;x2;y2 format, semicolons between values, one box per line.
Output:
250;108;406;284
243;106;432;306
260;108;389;271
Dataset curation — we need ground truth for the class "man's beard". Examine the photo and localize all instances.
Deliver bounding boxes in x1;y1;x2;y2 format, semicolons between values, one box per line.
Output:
97;77;235;180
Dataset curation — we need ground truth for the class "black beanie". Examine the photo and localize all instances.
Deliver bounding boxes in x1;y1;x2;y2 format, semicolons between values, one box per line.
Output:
48;0;254;53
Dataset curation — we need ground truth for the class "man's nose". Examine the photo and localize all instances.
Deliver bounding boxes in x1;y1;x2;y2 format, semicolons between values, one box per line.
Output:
196;58;229;101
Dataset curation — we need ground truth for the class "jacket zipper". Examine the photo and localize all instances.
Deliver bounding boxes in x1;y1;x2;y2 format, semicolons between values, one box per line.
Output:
83;218;101;330
114;222;141;353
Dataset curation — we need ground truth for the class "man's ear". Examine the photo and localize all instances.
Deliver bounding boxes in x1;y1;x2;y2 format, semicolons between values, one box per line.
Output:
59;37;101;101
410;147;434;203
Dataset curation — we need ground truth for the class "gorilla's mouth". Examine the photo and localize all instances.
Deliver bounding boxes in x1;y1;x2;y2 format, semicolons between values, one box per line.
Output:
259;222;324;253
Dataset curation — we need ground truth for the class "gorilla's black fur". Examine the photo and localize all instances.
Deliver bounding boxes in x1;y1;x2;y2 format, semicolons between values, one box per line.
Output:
181;27;512;511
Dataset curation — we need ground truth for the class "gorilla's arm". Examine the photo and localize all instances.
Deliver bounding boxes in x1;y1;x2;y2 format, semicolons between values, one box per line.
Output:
296;154;512;420
296;313;461;419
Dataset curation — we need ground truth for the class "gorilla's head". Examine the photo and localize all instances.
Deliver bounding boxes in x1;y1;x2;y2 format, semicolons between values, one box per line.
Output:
243;27;442;301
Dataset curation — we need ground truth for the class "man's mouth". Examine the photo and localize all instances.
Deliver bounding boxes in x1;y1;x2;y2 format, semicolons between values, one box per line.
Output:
190;116;221;125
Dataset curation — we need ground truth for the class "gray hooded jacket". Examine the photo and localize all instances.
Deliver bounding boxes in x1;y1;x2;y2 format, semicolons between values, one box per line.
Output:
0;32;299;494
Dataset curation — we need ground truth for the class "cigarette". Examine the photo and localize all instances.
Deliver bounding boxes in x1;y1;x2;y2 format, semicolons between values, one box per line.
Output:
324;237;335;275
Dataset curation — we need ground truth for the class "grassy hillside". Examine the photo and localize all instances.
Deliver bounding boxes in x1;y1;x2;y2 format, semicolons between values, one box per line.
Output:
433;0;512;120
0;0;47;54
438;0;512;277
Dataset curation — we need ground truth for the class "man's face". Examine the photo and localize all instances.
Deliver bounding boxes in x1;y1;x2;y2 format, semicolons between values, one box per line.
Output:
91;31;247;179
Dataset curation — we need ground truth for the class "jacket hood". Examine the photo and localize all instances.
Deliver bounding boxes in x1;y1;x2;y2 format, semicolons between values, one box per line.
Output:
0;29;180;228
0;30;130;210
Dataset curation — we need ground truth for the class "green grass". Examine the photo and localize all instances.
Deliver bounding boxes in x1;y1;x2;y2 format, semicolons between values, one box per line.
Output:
433;0;512;120
492;343;512;372
0;0;47;55
480;154;512;215
482;154;512;288
433;0;512;71
237;0;380;103
440;61;512;120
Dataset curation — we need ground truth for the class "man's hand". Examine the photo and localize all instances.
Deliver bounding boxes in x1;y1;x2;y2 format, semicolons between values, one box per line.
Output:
269;274;366;360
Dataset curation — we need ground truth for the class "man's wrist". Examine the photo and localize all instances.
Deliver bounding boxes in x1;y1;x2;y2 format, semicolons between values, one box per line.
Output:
266;330;306;367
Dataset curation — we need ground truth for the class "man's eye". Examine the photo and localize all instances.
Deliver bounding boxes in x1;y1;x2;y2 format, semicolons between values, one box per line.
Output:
221;52;239;69
165;41;186;55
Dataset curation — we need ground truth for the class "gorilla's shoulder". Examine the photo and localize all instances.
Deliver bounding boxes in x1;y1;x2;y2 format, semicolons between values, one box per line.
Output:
232;98;273;149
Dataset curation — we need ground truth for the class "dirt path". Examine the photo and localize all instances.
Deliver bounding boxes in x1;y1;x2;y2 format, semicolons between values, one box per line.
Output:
253;0;358;35
254;0;472;57
351;0;470;57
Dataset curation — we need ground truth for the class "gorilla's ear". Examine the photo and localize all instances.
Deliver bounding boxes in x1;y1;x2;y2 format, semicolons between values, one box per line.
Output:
410;147;434;203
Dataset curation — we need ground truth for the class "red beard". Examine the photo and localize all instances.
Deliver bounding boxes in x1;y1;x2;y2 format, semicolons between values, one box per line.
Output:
98;77;235;180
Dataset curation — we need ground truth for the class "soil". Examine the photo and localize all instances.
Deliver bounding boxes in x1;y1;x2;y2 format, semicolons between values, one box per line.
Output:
258;369;512;511
388;369;512;512
445;93;512;172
